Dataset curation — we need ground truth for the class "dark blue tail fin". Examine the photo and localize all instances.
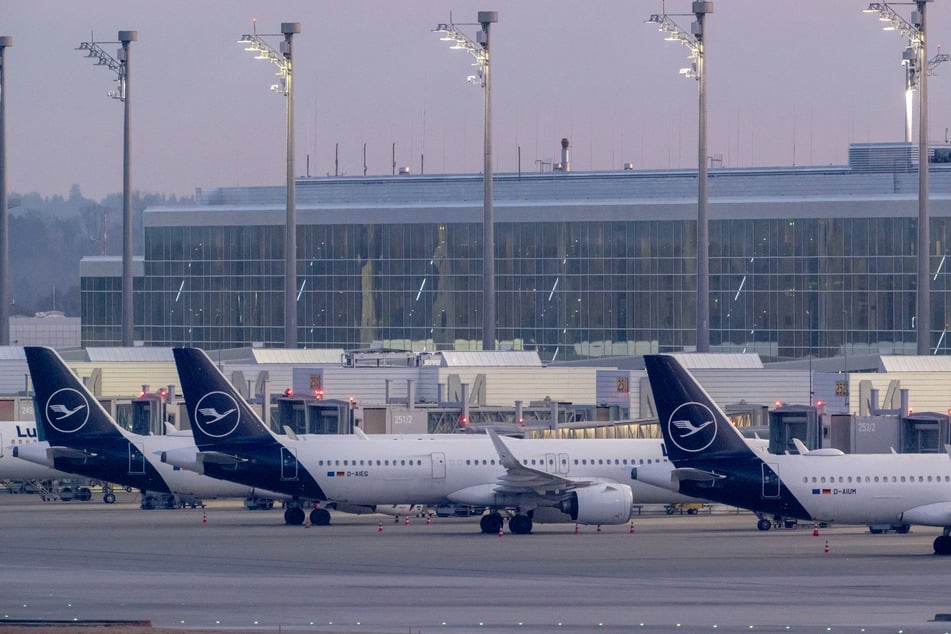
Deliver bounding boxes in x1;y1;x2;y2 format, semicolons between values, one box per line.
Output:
173;347;276;449
25;346;125;444
644;355;755;464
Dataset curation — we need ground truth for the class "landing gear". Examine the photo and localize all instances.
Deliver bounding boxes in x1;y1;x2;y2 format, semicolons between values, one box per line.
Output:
935;529;951;555
756;517;772;531
310;508;332;526
284;505;305;525
103;492;116;504
509;514;533;535
480;512;504;534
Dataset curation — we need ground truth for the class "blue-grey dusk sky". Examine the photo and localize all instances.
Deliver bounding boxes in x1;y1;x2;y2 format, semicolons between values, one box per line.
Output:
5;1;951;200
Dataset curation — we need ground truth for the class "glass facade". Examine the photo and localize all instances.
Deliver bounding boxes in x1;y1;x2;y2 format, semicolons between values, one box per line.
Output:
81;158;951;361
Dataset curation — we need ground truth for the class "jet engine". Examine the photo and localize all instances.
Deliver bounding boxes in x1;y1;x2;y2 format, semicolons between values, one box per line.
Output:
558;482;633;525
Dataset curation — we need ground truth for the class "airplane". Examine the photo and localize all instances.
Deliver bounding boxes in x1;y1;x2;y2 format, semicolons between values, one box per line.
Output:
15;346;281;510
0;420;76;484
164;346;698;534
635;354;951;555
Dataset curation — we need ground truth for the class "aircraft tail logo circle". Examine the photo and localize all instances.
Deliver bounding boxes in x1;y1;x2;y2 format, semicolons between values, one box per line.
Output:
667;402;718;453
45;388;90;434
193;391;241;438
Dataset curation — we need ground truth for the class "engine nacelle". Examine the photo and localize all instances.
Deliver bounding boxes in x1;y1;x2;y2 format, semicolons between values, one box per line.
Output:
900;502;951;527
559;483;633;525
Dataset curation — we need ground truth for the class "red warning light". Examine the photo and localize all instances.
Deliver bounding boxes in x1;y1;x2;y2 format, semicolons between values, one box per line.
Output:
816;400;823;408
518;417;524;425
284;388;294;397
774;401;782;408
460;416;468;425
158;387;168;398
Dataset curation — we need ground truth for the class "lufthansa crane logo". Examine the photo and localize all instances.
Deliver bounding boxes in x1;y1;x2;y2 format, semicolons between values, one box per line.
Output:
45;388;90;434
667;401;718;453
193;391;241;438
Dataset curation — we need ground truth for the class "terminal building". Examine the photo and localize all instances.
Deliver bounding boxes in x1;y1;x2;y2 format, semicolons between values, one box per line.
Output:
79;142;951;362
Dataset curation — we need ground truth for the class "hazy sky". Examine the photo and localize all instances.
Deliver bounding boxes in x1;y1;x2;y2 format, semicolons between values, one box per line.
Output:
5;1;951;200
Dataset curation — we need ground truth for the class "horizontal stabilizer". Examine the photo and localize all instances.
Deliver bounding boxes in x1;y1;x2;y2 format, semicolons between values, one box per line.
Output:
671;467;725;482
198;451;248;466
47;446;97;461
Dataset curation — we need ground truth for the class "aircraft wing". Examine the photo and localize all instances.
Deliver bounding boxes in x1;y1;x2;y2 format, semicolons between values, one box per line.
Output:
486;429;593;494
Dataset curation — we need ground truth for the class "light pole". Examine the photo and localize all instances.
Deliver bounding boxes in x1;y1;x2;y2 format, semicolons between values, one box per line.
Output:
239;21;301;349
0;37;10;346
647;2;713;353
863;4;947;145
863;1;931;355
434;11;499;352
77;30;137;347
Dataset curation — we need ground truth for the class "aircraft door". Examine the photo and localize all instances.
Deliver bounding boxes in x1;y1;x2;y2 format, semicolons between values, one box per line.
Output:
545;453;557;474
128;442;146;474
431;452;446;479
558;453;569;475
281;447;299;481
761;463;781;499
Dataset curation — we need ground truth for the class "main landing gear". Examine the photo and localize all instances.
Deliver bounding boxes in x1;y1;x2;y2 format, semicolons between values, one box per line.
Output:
934;528;951;555
283;503;331;526
479;511;533;535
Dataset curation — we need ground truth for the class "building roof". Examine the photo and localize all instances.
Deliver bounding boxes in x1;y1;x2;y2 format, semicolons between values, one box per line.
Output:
878;356;951;372
248;349;345;365
668;353;764;370
85;347;174;362
436;351;543;367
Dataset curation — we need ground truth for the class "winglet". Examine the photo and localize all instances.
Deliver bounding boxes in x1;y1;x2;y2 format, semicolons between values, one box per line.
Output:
486;428;520;470
791;438;809;455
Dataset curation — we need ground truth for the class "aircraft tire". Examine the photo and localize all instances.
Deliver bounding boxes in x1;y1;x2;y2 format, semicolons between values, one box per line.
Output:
480;512;503;534
103;492;116;504
509;514;533;535
934;535;951;555
284;506;306;525
895;524;911;534
756;518;772;531
310;508;332;526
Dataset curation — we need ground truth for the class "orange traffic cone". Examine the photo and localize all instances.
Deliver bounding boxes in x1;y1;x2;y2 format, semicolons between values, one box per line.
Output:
824;540;830;554
629;522;635;534
202;511;207;525
378;520;383;533
405;516;410;526
498;525;504;538
813;523;820;537
426;514;432;526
